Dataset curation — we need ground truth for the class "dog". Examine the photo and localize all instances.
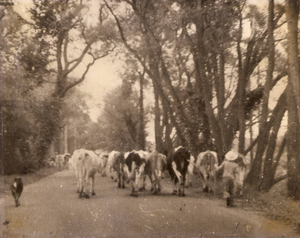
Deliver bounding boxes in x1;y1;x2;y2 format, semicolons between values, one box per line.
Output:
11;178;23;207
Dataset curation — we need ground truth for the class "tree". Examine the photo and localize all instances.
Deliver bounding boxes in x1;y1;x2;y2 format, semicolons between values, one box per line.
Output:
26;0;116;164
285;0;300;200
91;83;148;151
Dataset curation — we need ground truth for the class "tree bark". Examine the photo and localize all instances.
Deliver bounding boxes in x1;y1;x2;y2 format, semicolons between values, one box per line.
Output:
285;0;300;200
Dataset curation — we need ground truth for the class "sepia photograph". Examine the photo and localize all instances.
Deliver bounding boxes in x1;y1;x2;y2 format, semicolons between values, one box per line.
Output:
0;0;300;237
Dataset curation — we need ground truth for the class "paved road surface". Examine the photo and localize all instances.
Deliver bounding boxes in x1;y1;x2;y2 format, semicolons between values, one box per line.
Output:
0;170;296;237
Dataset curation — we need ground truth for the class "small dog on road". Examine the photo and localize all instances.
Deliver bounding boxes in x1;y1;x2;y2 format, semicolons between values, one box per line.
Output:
11;178;23;207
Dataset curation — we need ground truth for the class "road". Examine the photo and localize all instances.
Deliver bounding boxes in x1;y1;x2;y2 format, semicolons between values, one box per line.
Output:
0;170;296;238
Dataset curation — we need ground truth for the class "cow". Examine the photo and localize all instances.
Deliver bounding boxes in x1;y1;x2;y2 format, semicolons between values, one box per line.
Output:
167;146;190;196
185;155;196;188
113;152;126;188
96;151;109;177
55;153;71;171
233;154;250;196
196;150;218;193
124;151;146;197
70;149;104;198
107;150;121;182
144;151;167;194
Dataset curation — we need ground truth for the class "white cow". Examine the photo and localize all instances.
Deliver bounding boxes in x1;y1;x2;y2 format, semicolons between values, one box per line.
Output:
107;150;121;181
185;155;196;187
196;150;218;192
70;149;104;198
55;153;71;171
233;153;251;196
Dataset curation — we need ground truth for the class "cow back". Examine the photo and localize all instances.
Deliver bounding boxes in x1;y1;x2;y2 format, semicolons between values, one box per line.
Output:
125;152;145;172
167;147;190;178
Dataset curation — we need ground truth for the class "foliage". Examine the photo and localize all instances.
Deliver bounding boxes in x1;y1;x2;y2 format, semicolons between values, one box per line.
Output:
88;83;149;152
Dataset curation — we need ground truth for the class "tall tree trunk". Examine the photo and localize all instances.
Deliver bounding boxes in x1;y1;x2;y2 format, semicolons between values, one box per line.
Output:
137;72;145;150
285;0;300;200
153;86;164;153
64;124;68;153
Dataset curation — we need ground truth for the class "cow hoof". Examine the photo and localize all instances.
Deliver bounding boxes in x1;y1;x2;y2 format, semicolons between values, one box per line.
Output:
150;188;153;192
84;194;90;199
118;184;121;188
203;187;209;193
180;193;186;197
122;185;125;188
130;193;138;197
138;188;143;192
92;192;96;196
172;191;177;195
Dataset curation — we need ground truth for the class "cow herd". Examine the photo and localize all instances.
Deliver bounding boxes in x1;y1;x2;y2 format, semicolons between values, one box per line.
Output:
54;147;250;199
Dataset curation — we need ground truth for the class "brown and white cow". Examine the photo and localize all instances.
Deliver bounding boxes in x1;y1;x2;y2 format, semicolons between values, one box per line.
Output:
96;151;109;177
167;146;190;196
113;152;126;188
196;150;218;193
144;151;167;194
55;153;71;171
124;151;146;197
233;153;250;196
107;150;120;182
185;155;197;188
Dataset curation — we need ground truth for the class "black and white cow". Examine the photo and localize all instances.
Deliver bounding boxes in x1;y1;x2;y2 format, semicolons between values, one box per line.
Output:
124;151;146;197
167;146;190;197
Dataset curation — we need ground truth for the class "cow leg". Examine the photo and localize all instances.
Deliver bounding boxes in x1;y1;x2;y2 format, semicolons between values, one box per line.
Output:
180;175;186;197
121;173;125;188
172;179;178;195
130;181;138;197
110;167;114;180
91;175;96;196
152;174;158;194
118;172;121;188
76;171;80;193
114;170;118;182
148;175;154;192
142;174;146;191
81;171;90;198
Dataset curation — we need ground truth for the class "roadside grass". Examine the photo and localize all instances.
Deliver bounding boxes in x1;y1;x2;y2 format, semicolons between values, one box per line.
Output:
186;174;300;231
0;166;57;196
239;180;300;231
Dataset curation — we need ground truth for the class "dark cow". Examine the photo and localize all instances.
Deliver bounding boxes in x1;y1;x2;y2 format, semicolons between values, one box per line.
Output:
144;151;167;194
196;150;218;193
113;152;126;188
124;151;146;197
167;146;190;197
